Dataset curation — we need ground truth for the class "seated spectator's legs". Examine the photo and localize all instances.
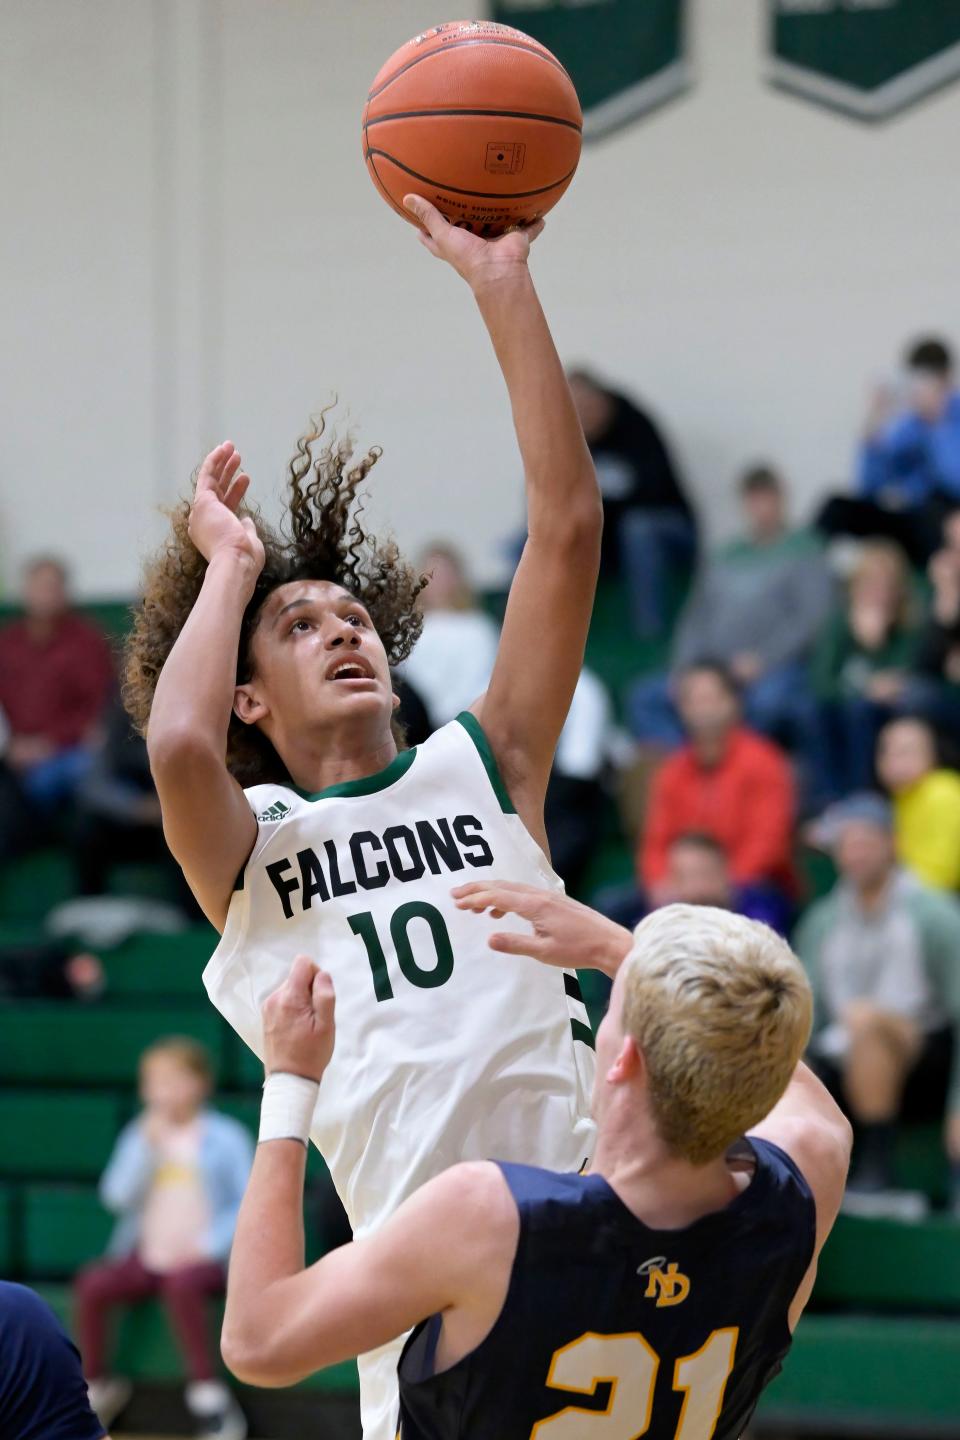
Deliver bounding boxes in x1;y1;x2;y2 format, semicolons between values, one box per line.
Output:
618;508;696;638
818;696;890;798
816;495;944;568
625;672;685;747
74;1253;158;1380
743;661;828;810
20;744;92;811
157;1261;226;1382
0;761;28;864
842;1001;923;1189
895;672;960;736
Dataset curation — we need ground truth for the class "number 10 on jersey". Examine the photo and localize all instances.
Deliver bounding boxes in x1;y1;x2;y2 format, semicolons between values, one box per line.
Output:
349;903;454;1001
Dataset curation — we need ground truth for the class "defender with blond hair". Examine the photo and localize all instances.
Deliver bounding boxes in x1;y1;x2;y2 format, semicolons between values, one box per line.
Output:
221;886;851;1440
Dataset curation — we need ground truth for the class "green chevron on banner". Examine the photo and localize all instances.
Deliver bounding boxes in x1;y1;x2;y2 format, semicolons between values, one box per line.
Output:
491;0;689;139
769;0;960;120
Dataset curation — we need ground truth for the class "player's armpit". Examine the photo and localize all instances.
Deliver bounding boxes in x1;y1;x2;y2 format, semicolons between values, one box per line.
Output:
150;737;257;930
222;1161;518;1387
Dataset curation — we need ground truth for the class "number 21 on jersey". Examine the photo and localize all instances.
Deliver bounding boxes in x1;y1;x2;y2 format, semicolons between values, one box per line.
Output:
531;1328;738;1440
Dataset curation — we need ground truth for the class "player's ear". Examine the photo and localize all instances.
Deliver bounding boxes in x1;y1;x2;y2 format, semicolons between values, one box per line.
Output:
234;683;269;726
607;1035;642;1087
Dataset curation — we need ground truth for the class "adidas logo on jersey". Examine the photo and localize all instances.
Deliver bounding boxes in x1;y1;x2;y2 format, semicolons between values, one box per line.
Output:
257;800;292;824
637;1256;691;1307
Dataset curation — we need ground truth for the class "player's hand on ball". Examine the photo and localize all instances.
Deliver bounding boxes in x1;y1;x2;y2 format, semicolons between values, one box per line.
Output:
262;954;336;1083
453;882;632;978
189;441;265;577
403;194;544;292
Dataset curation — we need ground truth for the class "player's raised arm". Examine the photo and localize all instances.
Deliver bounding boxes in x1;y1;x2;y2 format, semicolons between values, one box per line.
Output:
406;196;602;841
749;1063;852;1329
222;956;517;1385
143;443;261;928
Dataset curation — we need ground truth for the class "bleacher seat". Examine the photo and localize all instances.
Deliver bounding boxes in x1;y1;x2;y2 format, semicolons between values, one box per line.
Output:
758;1313;960;1432
22;1185;112;1278
0;1092;122;1180
0;1004;224;1085
100;928;219;999
815;1213;960;1313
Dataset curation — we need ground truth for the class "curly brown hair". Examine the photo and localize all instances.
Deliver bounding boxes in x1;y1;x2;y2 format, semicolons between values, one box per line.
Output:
123;414;427;786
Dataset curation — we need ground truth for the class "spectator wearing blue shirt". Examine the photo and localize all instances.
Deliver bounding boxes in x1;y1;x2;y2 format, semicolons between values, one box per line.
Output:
0;1282;106;1440
818;337;960;565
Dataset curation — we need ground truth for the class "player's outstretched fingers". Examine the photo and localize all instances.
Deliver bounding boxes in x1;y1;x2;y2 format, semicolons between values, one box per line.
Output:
195;441;235;494
488;930;548;960
452;880;544;919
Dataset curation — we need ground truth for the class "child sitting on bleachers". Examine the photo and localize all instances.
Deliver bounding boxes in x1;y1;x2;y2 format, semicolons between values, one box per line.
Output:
74;1037;253;1439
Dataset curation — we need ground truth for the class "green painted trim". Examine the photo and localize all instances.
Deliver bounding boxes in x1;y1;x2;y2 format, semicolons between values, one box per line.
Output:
455;712;516;815
292;746;417;802
571;1019;596;1050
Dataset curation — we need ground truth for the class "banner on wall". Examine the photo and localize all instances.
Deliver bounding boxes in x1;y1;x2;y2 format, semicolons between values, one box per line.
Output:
491;0;689;139
768;0;960;120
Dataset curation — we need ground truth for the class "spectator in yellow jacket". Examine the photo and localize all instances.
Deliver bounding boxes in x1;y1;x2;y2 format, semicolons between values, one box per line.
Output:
876;716;960;891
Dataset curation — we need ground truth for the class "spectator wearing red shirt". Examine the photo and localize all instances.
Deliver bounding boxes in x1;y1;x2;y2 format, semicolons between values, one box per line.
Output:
641;663;796;905
0;557;113;812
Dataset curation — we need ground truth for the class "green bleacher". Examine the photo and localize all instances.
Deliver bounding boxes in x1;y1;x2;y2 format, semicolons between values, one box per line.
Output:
1;592;958;1434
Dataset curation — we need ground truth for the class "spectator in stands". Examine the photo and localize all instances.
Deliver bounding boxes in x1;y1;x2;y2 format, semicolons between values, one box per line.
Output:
401;543;499;728
913;507;960;731
601;831;793;935
627;466;831;790
811;541;922;797
0;556;113;814
567;368;696;637
817;337;960;566
70;692;200;915
797;794;960;1211
75;1038;253;1439
640;663;796;907
876;716;960;892
403;541;612;890
0;1281;107;1439
544;667;613;894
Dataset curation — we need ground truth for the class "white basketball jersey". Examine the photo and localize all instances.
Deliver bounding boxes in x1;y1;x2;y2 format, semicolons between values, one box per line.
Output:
203;713;596;1439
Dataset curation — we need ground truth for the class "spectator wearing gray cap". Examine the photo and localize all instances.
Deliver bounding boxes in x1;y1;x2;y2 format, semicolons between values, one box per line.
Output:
796;793;960;1214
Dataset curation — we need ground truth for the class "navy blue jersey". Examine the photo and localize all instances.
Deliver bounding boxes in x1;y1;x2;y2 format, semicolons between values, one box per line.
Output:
0;1283;105;1440
398;1139;816;1440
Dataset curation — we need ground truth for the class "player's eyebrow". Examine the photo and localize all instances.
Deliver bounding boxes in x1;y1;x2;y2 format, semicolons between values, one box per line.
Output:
274;597;315;624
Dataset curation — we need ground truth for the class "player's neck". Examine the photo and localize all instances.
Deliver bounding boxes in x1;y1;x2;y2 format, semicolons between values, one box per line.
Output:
281;728;400;794
592;1118;745;1231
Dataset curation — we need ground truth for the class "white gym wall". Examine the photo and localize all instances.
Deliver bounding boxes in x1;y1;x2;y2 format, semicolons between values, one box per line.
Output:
2;0;958;596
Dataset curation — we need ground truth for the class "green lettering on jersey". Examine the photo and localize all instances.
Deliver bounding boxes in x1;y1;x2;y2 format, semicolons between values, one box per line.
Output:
349;901;454;1002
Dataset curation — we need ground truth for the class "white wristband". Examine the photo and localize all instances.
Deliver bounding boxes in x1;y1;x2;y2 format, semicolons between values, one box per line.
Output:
259;1072;320;1146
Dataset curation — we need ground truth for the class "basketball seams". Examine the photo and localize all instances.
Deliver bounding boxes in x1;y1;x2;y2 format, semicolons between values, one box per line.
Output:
364;147;578;202
364;108;582;134
367;37;573;105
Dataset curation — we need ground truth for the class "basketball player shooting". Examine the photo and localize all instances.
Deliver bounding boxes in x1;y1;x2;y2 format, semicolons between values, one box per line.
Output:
221;892;851;1440
125;196;600;1439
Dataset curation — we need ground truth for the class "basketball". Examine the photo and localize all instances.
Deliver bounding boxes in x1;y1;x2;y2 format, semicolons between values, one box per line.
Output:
362;20;582;237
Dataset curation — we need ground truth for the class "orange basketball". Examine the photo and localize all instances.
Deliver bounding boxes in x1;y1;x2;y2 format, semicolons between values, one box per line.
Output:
362;20;582;237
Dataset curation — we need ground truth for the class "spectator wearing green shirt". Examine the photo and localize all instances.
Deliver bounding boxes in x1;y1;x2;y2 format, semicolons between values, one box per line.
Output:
811;540;922;797
627;466;832;781
796;794;960;1215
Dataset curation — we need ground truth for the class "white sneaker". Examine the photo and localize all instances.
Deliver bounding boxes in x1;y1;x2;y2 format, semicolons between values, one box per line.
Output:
86;1377;133;1428
841;1186;930;1222
185;1380;248;1440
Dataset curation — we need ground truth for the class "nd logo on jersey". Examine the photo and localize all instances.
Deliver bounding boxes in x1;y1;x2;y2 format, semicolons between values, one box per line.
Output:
637;1256;690;1307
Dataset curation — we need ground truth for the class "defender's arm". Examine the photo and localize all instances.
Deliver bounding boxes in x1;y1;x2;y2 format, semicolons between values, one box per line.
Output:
749;1063;852;1329
222;1151;515;1386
